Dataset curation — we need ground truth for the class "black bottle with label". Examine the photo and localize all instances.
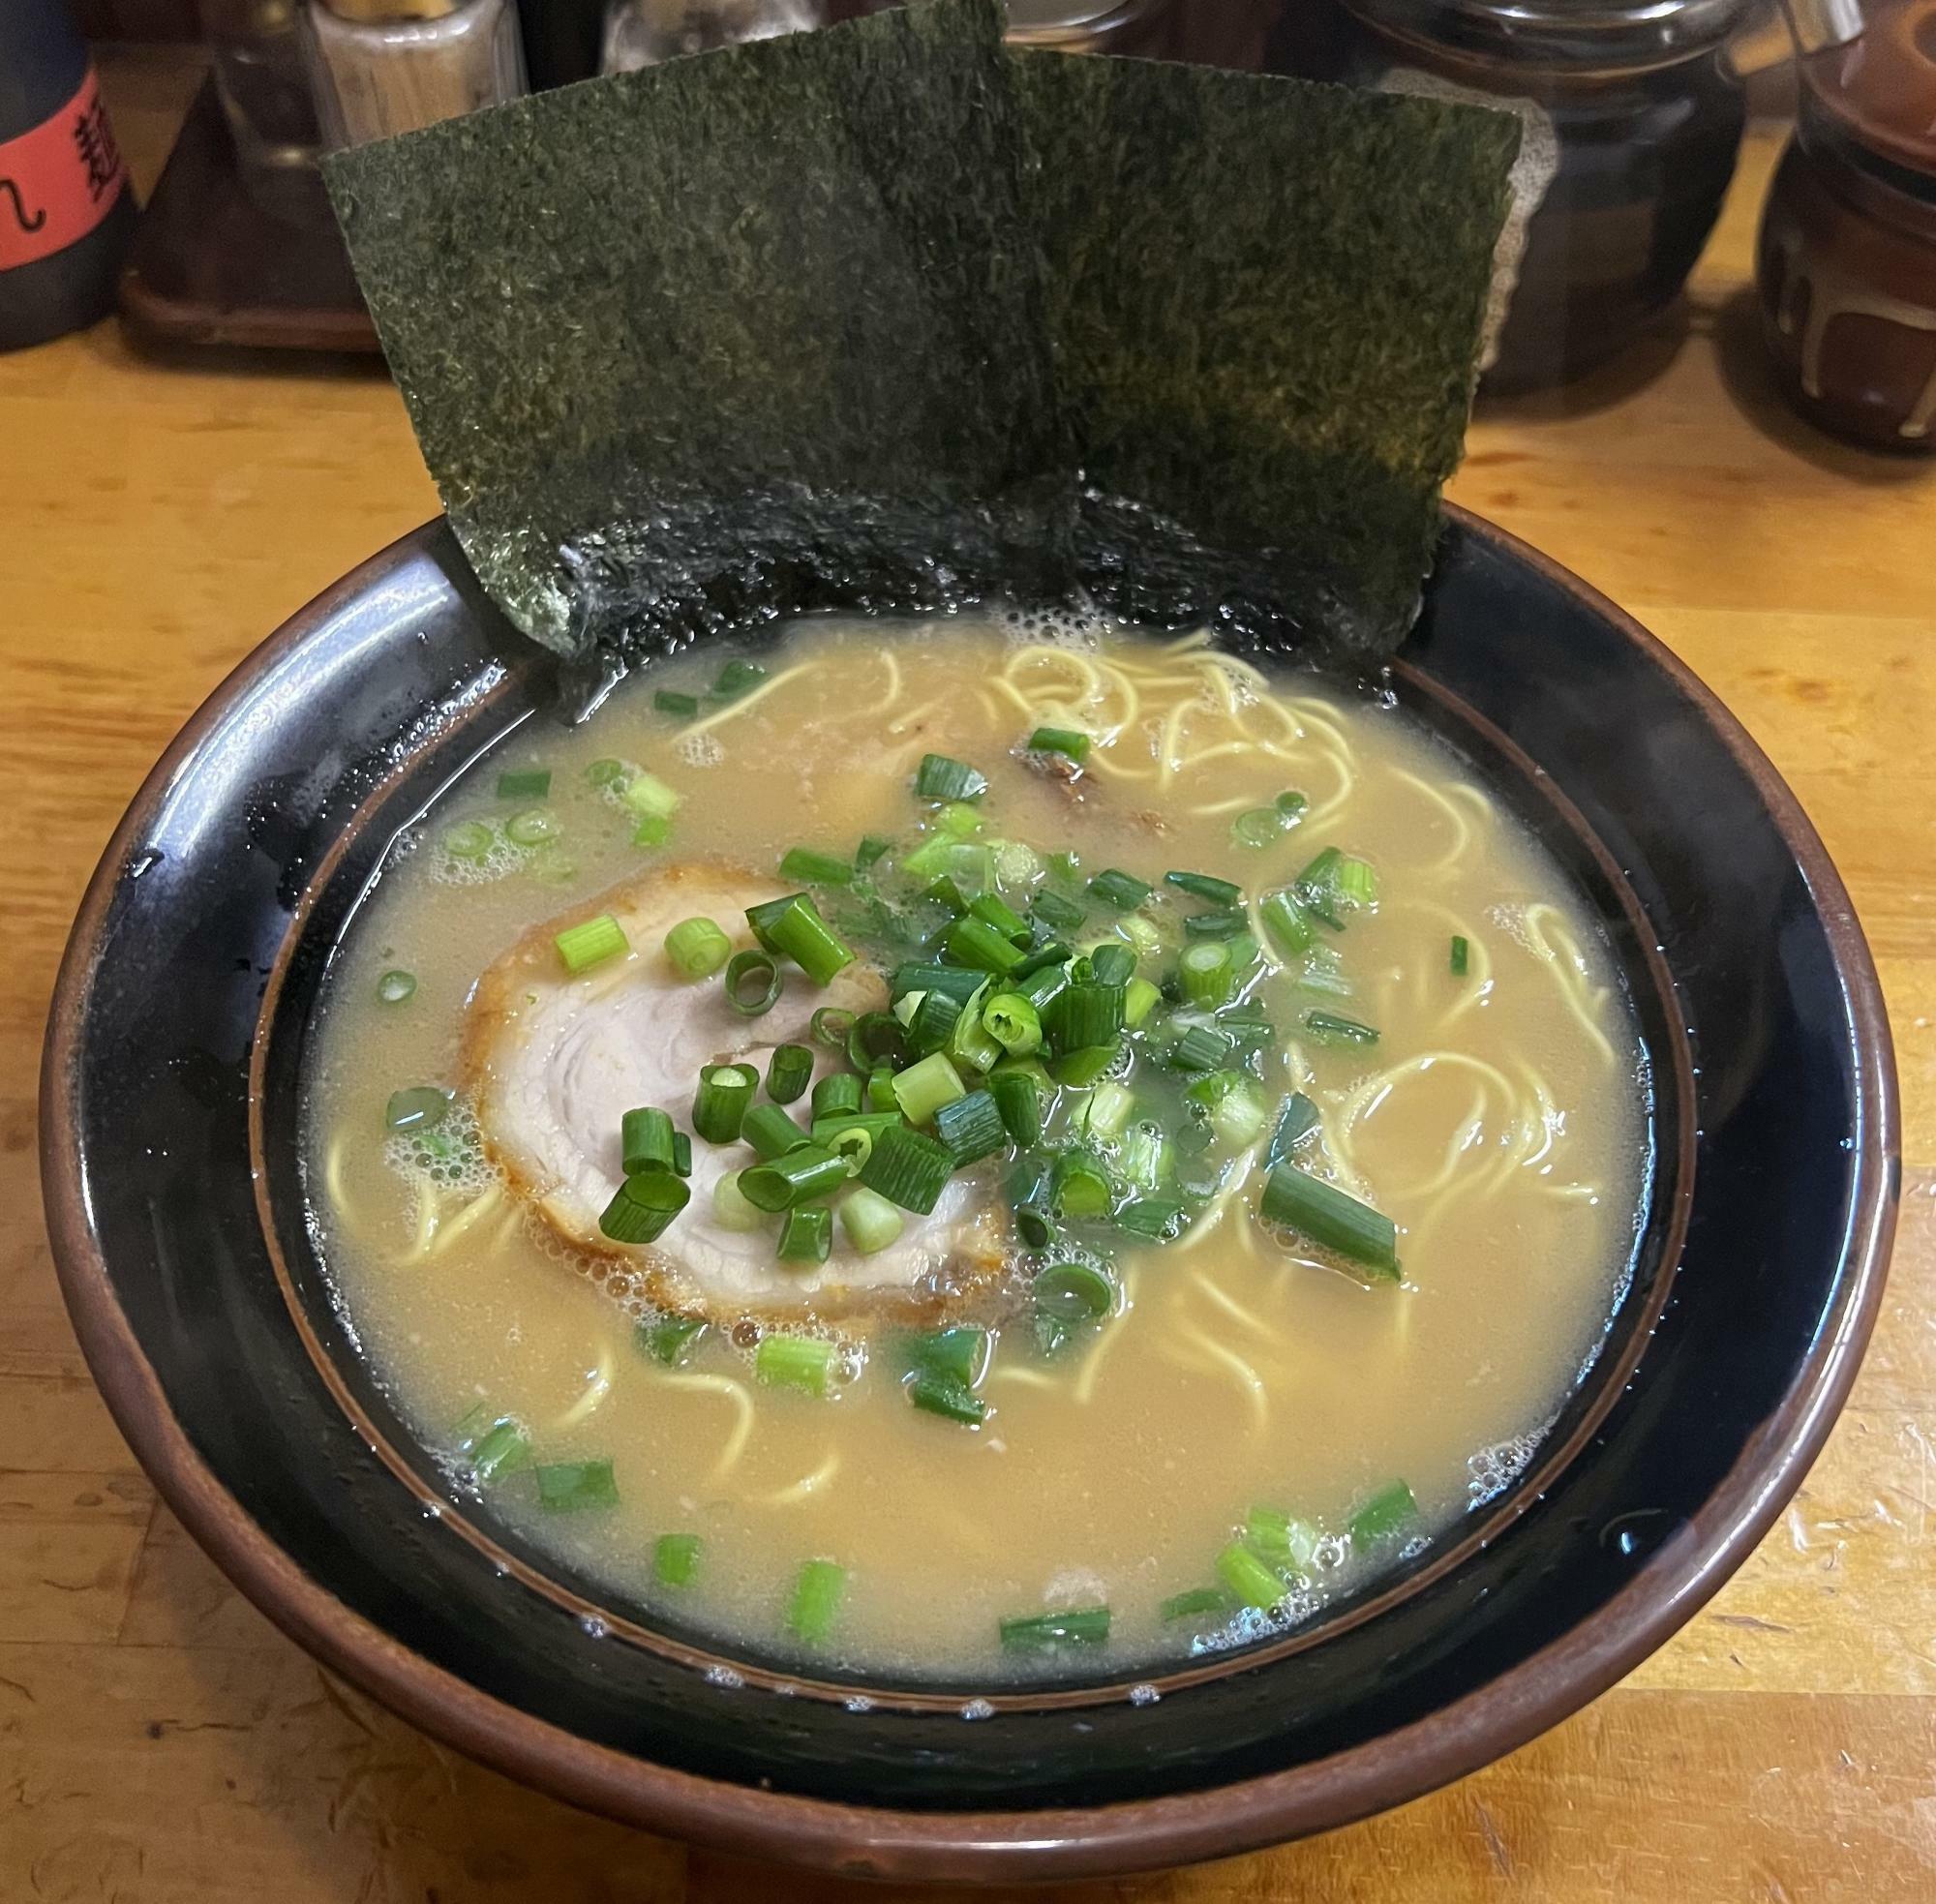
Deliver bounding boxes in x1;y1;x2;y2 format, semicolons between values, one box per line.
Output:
0;0;137;352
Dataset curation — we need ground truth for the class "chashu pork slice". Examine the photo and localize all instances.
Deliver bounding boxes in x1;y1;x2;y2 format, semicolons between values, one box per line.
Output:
464;862;1008;1322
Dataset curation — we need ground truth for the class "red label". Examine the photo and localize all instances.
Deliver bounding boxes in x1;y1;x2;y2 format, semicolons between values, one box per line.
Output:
0;66;128;273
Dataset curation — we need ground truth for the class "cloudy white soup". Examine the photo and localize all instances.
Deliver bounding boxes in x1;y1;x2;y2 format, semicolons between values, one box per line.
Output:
305;612;1648;1677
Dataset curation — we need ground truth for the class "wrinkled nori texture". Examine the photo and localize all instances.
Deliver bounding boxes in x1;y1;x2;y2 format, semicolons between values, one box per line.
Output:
325;0;1516;662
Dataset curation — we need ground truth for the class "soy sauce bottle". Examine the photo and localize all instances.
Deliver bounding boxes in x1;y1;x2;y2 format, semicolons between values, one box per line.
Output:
0;0;137;352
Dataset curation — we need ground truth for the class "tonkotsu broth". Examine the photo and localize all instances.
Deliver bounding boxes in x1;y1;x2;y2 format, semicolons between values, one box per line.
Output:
305;613;1647;1677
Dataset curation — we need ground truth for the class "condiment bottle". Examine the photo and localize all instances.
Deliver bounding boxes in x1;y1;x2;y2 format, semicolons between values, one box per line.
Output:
1756;0;1936;451
1002;0;1175;54
304;0;529;148
0;0;136;352
1268;0;1755;393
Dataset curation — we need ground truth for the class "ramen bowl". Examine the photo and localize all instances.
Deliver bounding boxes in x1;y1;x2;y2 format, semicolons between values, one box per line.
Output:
40;506;1895;1882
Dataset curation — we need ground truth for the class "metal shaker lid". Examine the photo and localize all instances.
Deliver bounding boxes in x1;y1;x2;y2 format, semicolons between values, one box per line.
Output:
1800;0;1936;176
1341;0;1757;73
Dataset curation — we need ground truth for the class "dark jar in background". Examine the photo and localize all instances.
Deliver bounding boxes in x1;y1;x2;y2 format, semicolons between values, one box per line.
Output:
1755;0;1936;453
0;0;137;353
1268;0;1753;394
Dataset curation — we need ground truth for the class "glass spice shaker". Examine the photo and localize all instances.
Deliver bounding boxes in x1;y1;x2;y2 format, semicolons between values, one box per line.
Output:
1268;0;1756;394
1001;0;1176;55
305;0;529;148
1756;0;1936;452
599;0;826;70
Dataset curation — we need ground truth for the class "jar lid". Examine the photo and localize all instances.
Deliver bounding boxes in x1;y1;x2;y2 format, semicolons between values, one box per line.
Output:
1342;0;1754;72
1801;0;1936;176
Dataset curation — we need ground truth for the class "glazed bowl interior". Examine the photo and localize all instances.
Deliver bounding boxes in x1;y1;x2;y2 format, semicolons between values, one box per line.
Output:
43;508;1894;1878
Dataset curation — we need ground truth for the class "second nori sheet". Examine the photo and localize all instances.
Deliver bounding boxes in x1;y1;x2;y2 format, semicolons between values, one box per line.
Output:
325;0;1516;662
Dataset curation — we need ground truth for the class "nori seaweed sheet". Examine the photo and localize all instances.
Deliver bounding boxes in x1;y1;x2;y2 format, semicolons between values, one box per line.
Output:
325;0;1515;663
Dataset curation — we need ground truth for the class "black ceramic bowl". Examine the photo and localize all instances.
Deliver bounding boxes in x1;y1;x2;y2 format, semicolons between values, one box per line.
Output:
42;508;1896;1883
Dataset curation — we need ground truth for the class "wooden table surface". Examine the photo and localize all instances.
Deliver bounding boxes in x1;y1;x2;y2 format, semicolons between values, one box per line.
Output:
5;49;1935;1904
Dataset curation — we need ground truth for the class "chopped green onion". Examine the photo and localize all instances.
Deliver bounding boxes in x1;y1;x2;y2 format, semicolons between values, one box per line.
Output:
1297;945;1354;999
746;894;854;986
1190;1071;1269;1148
1304;1010;1380;1047
983;991;1043;1057
1079;1079;1136;1141
638;1315;708;1365
1026;725;1091;763
1350;1479;1419;1548
787;1558;847;1643
653;689;700;719
620;1106;677;1176
1087;867;1152;910
1124;976;1163;1027
555;913;629;975
1035;1259;1114;1319
1277;790;1309;818
620;771;681;823
778;846;854;888
1183;906;1249;940
465;1417;530;1484
1337;857;1377;907
857;833;892;871
742;1143;847;1212
810;1008;856;1052
756;1333;837;1396
1215;1542;1286;1611
1258;890;1316;957
892;1052;967;1126
1450;934;1470;977
1293;847;1347;930
599;1171;691;1245
376;968;417;1005
933;802;983;840
1033;890;1087;932
1115;1196;1187;1242
1046;982;1125;1050
1118;1120;1171;1190
692;1062;758;1143
902;1326;985;1385
908;1371;986;1425
848;1012;910;1077
946;987;1003;1073
711;1169;767;1232
915;753;987;801
632;813;672;849
587;758;628;789
767;1043;813;1104
907;986;963;1056
654;1532;700;1586
1232;807;1286;848
811;1109;901;1151
1165;870;1242;905
1179;939;1234;1010
1258;1163;1399;1277
384;1085;450;1133
1050;1043;1122;1087
1160;1587;1234;1624
1170;1024;1236;1073
1088;942;1136;987
1265;1093;1321;1168
497;768;552;799
505;807;560;848
741;1102;810;1162
839;1185;906;1254
946;914;1025;976
991;1069;1044;1147
443;819;496;861
713;658;768;699
858;1122;954;1215
535;1460;619;1512
1247;1505;1320;1574
1050;1146;1113;1217
993;838;1041;888
723;949;782;1016
664;915;731;980
968;891;1030;942
777;1205;834;1264
934;1089;1008;1165
811;1072;862;1120
999;1606;1109;1652
892;961;986;1004
672;1131;691;1176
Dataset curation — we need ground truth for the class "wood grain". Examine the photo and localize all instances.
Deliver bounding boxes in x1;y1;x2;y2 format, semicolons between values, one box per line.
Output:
2;48;1933;1901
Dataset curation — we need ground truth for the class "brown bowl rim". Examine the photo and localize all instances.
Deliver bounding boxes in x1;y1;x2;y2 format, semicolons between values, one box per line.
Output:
39;505;1899;1883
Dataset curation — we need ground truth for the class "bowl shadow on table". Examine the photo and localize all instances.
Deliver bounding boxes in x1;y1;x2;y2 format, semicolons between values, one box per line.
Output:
1707;287;1935;485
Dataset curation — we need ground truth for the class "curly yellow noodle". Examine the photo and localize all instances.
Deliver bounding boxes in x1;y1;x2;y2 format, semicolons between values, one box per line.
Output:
1073;1270;1138;1404
549;1349;613;1431
762;1451;838;1506
1521;902;1618;1064
656;1372;756;1480
1166;1321;1269;1436
424;1183;505;1257
683;661;816;737
1190;1273;1281;1343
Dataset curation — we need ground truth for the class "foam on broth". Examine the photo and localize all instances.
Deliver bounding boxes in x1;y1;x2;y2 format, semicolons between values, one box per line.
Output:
303;614;1648;1677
